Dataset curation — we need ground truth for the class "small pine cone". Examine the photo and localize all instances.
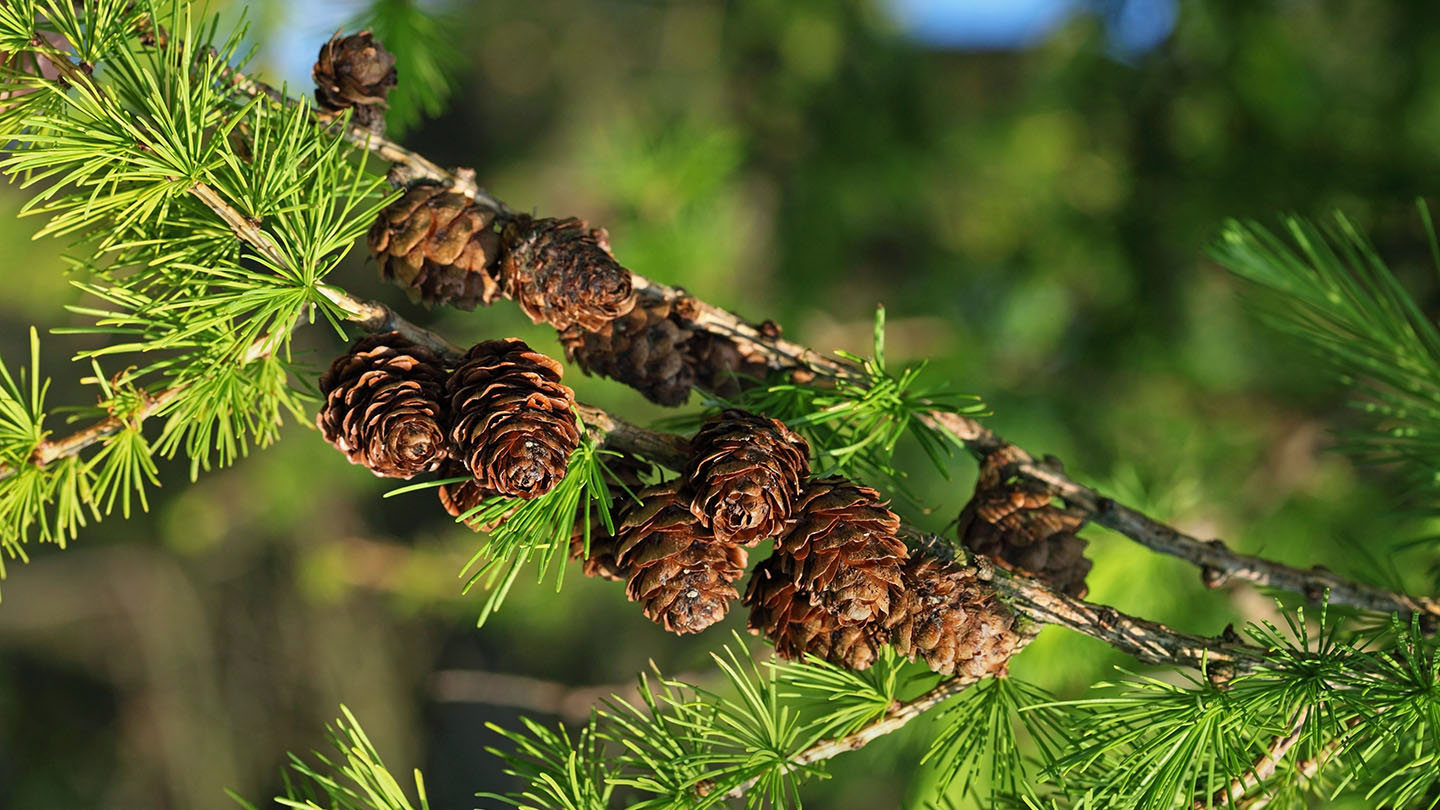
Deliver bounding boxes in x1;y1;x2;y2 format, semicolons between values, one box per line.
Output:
613;481;747;634
774;477;908;626
316;333;448;479
559;293;696;406
818;623;888;671
569;453;654;583
436;461;525;532
686;409;810;546
690;330;770;399
368;183;503;310
438;460;489;524
890;555;1019;678
499;215;637;331
445;339;580;499
744;554;885;670
312;31;397;132
574;530;626;582
959;448;1093;598
1010;532;1092;599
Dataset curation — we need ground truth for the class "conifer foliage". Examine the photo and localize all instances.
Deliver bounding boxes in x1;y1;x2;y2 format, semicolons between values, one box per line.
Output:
1;4;1439;810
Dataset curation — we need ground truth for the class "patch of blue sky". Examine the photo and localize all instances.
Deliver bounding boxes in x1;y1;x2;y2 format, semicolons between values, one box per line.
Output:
269;0;364;84
266;0;1178;87
884;0;1177;55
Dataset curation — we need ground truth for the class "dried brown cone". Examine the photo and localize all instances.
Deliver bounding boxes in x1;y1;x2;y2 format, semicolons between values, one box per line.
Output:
685;409;810;547
499;215;637;332
568;453;654;583
612;481;747;634
438;460;488;525
436;461;523;533
958;447;1093;598
690;330;771;399
445;339;580;499
368;183;503;310
961;508;1093;599
890;554;1019;678
744;554;887;670
316;332;448;479
559;292;697;406
774;477;908;626
312;31;397;132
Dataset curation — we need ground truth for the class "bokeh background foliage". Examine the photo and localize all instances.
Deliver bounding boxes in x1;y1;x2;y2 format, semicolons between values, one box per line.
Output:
2;0;1440;808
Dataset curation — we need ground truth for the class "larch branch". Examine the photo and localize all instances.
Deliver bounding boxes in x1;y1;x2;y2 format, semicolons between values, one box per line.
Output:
721;630;1040;800
573;411;1269;671
207;54;1440;624
1235;714;1364;810
1196;706;1311;809
13;31;1436;635
11;275;1275;676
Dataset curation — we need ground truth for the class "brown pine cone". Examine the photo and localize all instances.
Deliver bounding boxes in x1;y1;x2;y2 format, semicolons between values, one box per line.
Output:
959;447;1093;598
571;519;626;582
686;409;810;547
438;460;488;524
890;554;1018;678
818;623;889;671
690;330;771;399
316;333;448;479
499;215;637;332
774;477;908;626
744;554;886;670
312;31;397;132
368;183;503;310
962;511;1093;600
437;460;526;532
612;481;747;634
445;339;580;499
559;293;696;406
569;453;654;583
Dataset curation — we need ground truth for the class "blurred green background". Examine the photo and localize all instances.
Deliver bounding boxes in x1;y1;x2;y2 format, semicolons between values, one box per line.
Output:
3;0;1440;807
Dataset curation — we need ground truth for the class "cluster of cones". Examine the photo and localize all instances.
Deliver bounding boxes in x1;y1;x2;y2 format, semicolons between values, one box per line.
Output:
314;33;773;406
367;186;637;334
568;410;1021;678
313;33;1092;677
317;241;1086;680
316;333;581;517
570;410;807;635
366;185;769;406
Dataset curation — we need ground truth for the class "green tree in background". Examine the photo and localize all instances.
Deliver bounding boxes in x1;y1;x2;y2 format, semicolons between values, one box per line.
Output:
2;2;1440;809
